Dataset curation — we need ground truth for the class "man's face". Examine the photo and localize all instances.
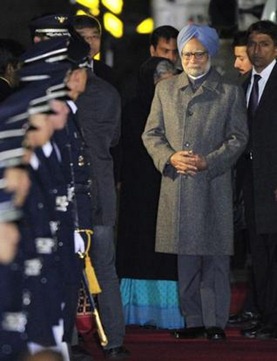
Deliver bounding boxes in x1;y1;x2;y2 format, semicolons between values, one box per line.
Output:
65;68;87;100
181;38;210;77
75;27;101;58
234;46;252;75
247;32;277;73
25;113;56;148
150;37;178;64
0;222;20;264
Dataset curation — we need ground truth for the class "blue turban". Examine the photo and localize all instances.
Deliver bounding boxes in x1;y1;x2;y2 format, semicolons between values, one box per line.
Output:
177;24;219;57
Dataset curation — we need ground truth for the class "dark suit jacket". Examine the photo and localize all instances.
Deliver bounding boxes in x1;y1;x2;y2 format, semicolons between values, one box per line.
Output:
93;59;117;89
244;62;277;233
76;71;121;226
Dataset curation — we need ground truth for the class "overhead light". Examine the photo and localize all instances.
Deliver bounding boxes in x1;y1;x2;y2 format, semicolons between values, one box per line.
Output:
76;0;99;9
103;12;123;38
76;0;100;15
76;8;100;16
101;0;123;15
136;18;154;34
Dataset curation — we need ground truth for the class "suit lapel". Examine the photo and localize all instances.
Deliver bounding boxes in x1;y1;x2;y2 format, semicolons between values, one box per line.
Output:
257;63;277;112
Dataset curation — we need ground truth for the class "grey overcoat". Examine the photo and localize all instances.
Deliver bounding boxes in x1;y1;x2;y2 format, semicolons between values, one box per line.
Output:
142;69;248;256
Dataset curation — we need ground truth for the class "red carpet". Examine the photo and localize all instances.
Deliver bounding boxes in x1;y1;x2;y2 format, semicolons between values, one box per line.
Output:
82;326;277;361
79;282;277;360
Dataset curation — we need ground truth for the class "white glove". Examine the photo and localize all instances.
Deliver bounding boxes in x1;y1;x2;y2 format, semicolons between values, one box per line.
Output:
74;230;85;254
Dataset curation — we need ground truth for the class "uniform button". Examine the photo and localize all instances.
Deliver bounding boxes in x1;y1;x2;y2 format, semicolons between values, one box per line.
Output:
23;290;31;306
38;203;44;209
78;155;85;166
184;142;190;148
52;189;58;194
58;242;63;247
41;277;47;284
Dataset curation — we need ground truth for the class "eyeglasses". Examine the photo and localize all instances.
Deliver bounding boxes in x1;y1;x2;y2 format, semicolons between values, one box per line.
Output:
181;51;207;60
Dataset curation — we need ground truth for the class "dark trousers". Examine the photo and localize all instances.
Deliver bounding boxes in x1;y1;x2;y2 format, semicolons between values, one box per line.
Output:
178;255;230;329
89;225;125;349
242;159;277;324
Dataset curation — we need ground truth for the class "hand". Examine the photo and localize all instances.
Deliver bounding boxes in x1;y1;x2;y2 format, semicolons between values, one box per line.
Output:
193;154;208;171
170;150;198;176
74;230;85;254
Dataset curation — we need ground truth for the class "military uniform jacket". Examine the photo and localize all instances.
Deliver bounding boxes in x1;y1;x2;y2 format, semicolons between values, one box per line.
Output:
142;68;248;256
54;107;92;230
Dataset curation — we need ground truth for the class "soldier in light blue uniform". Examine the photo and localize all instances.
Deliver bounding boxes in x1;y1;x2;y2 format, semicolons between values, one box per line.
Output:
0;80;70;360
0;83;52;361
18;33;94;358
0;34;88;359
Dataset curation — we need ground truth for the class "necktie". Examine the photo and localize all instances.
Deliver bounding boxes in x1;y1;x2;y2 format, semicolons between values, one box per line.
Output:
248;74;261;117
246;74;261;156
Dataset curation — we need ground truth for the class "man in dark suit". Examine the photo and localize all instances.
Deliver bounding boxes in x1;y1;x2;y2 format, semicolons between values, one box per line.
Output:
239;20;277;340
75;68;129;360
71;14;122;184
0;39;24;102
71;14;117;88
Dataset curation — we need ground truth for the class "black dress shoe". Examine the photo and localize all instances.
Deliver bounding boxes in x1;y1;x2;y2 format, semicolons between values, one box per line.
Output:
228;311;260;325
255;325;276;340
206;327;226;340
241;322;263;338
171;327;206;339
104;346;130;359
71;345;93;361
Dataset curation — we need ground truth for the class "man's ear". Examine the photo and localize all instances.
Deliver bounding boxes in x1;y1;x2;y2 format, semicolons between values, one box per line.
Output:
6;63;13;77
150;45;155;57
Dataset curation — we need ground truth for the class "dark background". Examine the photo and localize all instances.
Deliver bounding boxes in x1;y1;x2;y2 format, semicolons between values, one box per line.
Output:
0;1;151;63
0;0;152;99
0;0;72;47
0;1;264;98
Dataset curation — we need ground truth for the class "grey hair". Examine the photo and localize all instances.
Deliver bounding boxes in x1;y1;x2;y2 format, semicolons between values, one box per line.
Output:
154;60;177;83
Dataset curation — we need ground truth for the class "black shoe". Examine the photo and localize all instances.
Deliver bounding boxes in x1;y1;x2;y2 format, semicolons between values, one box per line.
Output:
71;345;93;361
206;327;226;340
228;311;260;325
241;322;263;338
104;346;130;359
255;325;276;340
171;327;206;339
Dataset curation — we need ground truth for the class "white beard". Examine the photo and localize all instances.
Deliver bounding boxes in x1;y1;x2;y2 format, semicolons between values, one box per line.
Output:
184;58;211;79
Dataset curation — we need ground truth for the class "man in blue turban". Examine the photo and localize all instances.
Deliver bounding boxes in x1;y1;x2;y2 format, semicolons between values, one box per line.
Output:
142;23;248;341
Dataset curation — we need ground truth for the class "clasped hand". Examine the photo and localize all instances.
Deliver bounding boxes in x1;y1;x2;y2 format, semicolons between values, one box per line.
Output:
170;150;207;176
